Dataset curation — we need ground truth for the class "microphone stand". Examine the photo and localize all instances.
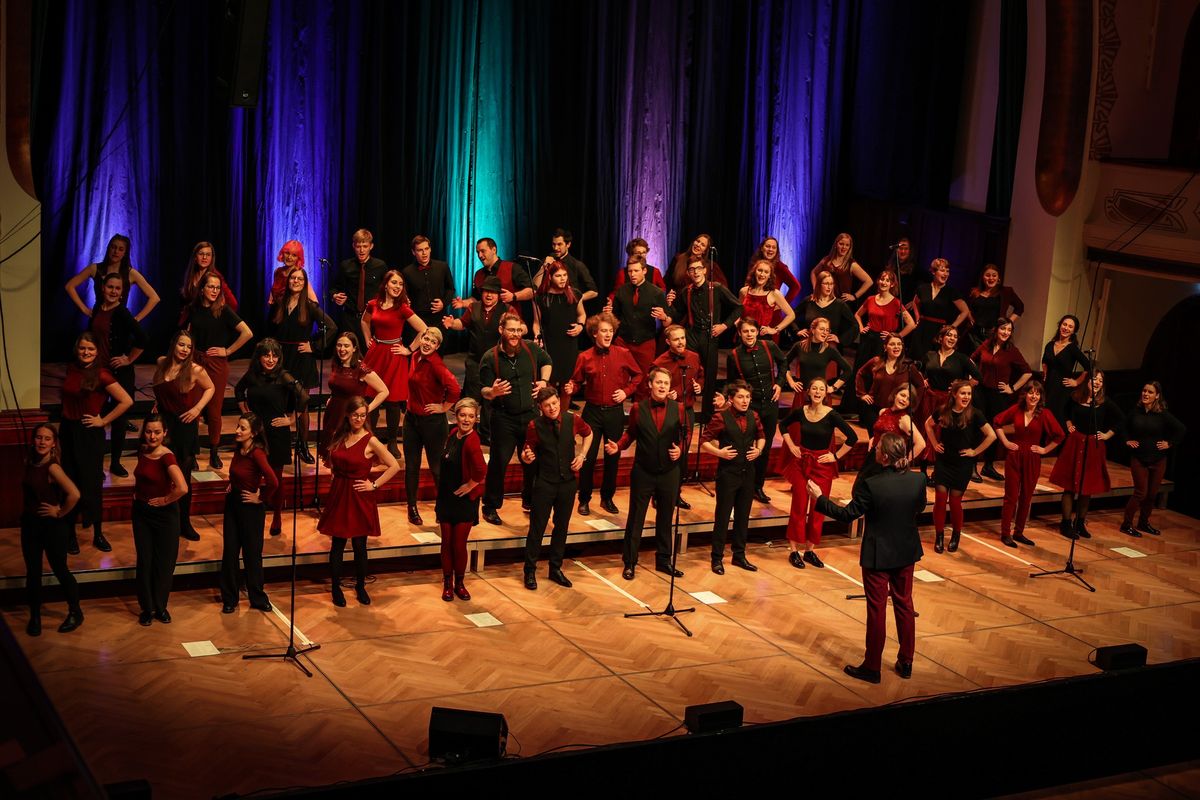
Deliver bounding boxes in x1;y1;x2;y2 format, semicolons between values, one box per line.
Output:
1030;349;1098;592
679;363;714;497
626;417;695;637
244;392;321;676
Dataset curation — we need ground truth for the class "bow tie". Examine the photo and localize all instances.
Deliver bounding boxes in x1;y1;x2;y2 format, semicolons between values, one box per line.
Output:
670;352;685;360
744;345;759;353
652;401;667;409
595;346;610;355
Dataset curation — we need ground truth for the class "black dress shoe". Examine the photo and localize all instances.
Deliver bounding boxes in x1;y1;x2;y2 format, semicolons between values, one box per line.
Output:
711;561;725;575
981;464;1003;481
67;534;80;555
577;502;591;516
1013;533;1036;546
93;533;113;552
523;572;538;590
599;498;619;514
180;527;200;542
407;506;423;526
656;564;684;578
622;565;635;581
732;556;758;572
843;663;881;684
894;660;913;679
221;603;237;614
209;448;223;470
270;525;282;536
1075;520;1092;539
154;610;171;624
1000;534;1017;548
1137;522;1161;536
331;585;346;607
548;569;573;588
803;551;825;569
1119;522;1142;538
788;551;806;569
753;489;771;504
1059;520;1078;540
676;497;692;510
26;614;41;637
355;585;371;605
58;608;83;633
109;461;129;478
482;508;503;526
298;447;316;465
138;611;153;626
251;601;272;612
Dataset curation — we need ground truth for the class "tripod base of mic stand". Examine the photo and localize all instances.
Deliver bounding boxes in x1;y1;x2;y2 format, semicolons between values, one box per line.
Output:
1029;563;1096;592
625;603;696;636
243;642;322;677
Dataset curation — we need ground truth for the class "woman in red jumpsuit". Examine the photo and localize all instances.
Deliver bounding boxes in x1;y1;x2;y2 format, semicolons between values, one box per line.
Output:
993;381;1064;548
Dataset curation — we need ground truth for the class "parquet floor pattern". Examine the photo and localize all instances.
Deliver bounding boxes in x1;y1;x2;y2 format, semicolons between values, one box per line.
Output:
3;509;1199;799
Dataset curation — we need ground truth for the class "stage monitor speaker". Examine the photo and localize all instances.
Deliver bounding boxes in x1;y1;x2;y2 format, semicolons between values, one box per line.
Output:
684;700;744;734
1094;643;1147;671
428;707;508;763
218;0;269;107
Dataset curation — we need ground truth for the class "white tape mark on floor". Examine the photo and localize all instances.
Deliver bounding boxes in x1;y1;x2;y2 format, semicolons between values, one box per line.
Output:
824;563;864;588
960;532;1034;566
571;559;651;609
270;604;315;647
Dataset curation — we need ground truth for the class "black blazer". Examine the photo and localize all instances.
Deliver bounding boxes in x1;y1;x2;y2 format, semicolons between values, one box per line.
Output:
817;469;926;570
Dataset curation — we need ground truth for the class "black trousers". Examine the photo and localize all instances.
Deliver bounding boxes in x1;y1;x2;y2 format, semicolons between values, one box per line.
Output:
578;404;625;503
525;476;577;571
623;462;681;568
21;515;80;611
108;363;136;465
711;465;755;562
483;409;535;511
60;419;104;534
751;401;779;491
132;500;180;613
404;412;448;504
690;333;720;423
220;493;268;607
164;413;199;537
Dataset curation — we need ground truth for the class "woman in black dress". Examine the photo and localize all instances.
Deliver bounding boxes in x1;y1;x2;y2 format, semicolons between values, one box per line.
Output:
235;339;306;536
533;260;586;396
798;271;861;347
21;423;83;636
916;325;980;485
910;258;969;361
131;415;189;626
785;317;853;406
1121;382;1186;537
965;264;1024;351
1040;314;1091;426
924;380;996;554
88;273;147;478
435;398;487;602
270;266;337;464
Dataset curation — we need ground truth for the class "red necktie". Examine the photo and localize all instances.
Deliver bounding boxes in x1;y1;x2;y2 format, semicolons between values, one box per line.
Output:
736;413;747;433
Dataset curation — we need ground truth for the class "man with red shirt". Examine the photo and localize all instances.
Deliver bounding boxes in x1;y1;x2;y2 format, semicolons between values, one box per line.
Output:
702;381;765;574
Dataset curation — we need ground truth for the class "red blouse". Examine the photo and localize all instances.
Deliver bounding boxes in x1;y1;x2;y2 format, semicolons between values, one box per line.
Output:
407;352;462;416
61;364;117;420
229;447;279;495
135;451;179;502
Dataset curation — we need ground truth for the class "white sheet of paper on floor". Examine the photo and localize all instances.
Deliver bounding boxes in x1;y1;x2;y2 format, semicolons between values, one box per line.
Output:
913;569;944;582
191;470;223;482
465;612;502;628
1111;546;1146;558
586;519;614;531
182;641;220;657
410;532;441;544
689;590;726;605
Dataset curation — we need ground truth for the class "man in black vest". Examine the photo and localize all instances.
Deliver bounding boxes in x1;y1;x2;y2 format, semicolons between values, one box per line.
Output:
520;387;594;590
606;367;686;580
331;228;388;335
809;432;927;683
402;234;455;336
607;256;670;386
666;259;741;423
702;380;766;574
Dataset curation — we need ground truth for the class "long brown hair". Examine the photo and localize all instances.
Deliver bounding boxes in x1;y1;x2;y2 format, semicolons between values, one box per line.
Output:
272;266;312;325
937;379;974;428
238;413;270;457
1071;369;1105;405
153;330;198;392
817;232;854;272
329;395;371;451
193;270;228;318
374;269;410;308
334;331;364;370
26;422;61;466
182;241;216;301
744;259;776;291
669;232;713;288
73;332;102;391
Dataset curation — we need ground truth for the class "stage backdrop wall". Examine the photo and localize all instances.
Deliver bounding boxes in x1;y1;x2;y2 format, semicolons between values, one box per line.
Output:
32;0;967;360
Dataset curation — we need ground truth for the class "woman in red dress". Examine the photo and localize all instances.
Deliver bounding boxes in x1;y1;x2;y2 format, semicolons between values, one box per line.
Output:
360;269;429;458
22;423;83;636
318;396;400;607
435;398;487;601
855;333;923;433
739;259;795;342
320;332;389;459
1049;371;1123;539
748;236;803;308
993;381;1064;548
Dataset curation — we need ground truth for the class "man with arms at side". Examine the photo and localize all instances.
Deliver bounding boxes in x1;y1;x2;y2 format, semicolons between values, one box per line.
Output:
807;432;926;683
331;229;388;336
402;235;455;336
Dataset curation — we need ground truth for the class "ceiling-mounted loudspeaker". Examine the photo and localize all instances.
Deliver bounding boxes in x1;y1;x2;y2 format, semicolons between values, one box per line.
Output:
218;0;269;108
428;707;508;763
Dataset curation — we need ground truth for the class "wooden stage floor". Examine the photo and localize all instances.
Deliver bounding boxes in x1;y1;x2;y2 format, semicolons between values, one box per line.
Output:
3;506;1200;798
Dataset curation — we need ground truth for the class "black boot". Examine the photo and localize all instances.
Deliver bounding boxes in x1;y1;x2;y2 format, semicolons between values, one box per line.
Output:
178;492;200;541
934;530;944;554
58;607;84;633
947;530;961;553
26;608;41;637
209;447;223;470
355;582;371;605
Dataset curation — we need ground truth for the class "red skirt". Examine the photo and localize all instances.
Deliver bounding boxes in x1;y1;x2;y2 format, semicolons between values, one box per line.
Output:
362;342;408;402
318;475;382;538
1048;432;1110;496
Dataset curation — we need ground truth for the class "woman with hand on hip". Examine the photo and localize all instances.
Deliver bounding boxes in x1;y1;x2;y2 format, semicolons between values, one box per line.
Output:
131;415;189;626
220;414;280;614
21;424;83;636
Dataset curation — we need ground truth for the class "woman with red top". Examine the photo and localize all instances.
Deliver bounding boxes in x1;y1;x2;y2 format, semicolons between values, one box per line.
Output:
269;240;318;306
858;384;927;484
971;318;1032;481
219;414;280;614
855;269;916;367
131;415;189;626
780;378;858;569
436;398;488;601
89;273;147;478
151;330;215;543
188;271;253;469
856;334;923;433
64;234;160;322
321;332;389;458
179;242;237;325
361;269;429;458
739;259;796;341
22;424;83;636
749;236;803;308
993;381;1063;548
404;328;461;526
1049;371;1123;540
667;233;728;291
533;260;586;395
811;233;873;304
270;266;337;463
965;265;1024;351
318;396;400;607
924;380;996;554
60;332;133;555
